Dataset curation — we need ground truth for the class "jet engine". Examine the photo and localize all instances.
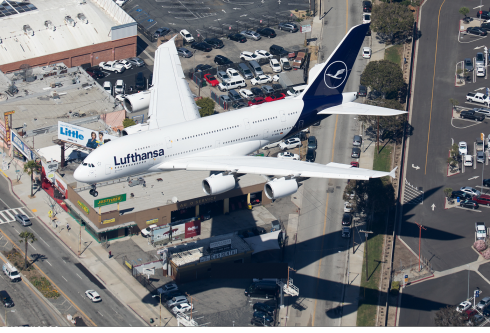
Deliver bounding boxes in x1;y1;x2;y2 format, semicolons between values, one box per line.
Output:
264;177;298;200
121;122;150;136
123;91;150;113
202;173;236;195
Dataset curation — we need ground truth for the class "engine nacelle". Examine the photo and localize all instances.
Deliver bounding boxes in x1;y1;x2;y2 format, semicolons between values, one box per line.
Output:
264;178;298;200
123;91;150;112
202;173;236;195
121;123;150;136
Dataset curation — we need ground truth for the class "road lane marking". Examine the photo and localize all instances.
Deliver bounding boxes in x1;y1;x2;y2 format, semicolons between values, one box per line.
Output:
76;273;82;280
46;260;52;266
28;227;50;247
62;276;68;282
21;277;63;326
424;0;447;174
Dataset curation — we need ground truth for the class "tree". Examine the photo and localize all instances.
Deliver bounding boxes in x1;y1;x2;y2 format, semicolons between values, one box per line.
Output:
358;100;406;143
360;60;404;99
195;97;215;117
123;118;136;128
449;98;459;108
19;231;37;269
443;188;453;198
434;305;465;326
459;7;469;18
371;3;415;44
23;160;40;197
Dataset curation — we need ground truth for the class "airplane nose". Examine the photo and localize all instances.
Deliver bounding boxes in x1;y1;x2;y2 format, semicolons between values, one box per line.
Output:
74;166;85;182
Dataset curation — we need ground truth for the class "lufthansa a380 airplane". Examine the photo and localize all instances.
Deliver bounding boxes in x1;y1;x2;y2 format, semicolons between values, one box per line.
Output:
74;23;405;198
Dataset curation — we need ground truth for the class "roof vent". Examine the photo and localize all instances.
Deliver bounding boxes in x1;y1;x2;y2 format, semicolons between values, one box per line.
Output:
64;16;76;27
77;13;88;24
23;25;34;36
44;20;56;32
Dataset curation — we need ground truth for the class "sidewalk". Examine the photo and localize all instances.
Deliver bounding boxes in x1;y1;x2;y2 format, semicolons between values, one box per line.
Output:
0;157;175;327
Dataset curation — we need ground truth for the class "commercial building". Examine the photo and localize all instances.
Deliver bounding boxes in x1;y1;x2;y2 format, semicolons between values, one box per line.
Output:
0;0;137;73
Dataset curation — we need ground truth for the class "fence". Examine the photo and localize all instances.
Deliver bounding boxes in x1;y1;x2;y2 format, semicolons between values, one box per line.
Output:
211;91;228;110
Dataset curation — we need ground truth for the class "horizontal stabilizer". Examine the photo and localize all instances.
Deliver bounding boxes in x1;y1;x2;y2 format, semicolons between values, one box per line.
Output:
318;102;406;116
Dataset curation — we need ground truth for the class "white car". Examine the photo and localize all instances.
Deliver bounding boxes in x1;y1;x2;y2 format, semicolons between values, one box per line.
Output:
272;75;280;82
114;0;127;5
117;59;132;70
460;186;480;196
172;302;194;314
362;47;371;59
280;58;291;70
115;79;124;94
464;155;473;167
85;290;102;302
254;50;273;59
103;81;111;92
363;13;371;24
277;152;299;160
458;141;467;155
344;202;352;213
180;29;195;43
240;51;258;61
141;224;157;237
477;67;486;77
301;127;310;133
270;59;282;73
279;138;301;150
157;283;179;295
115;94;127;102
239;89;254;99
261;141;281;149
456;301;472;313
251;75;272;85
226;68;243;80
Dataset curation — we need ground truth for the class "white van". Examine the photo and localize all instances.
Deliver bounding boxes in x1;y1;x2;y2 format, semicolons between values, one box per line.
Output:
3;263;21;282
218;78;246;92
287;84;308;96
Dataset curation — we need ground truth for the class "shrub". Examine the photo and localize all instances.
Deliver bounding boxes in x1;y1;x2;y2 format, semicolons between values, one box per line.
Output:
474;240;487;252
391;281;400;295
483;248;490;260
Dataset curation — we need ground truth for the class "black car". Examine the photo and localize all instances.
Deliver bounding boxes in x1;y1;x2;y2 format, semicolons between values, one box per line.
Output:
480;23;490;32
194;64;213;72
460;200;479;209
342;213;353;226
86;68;104;79
257;27;276;38
366;29;371;36
477;10;490;20
363;1;372;12
483;307;490;317
191;42;212;52
135;72;145;90
305;149;316;162
450;191;472;200
251;317;273;326
460;110;485;121
483;179;490;187
358;85;367;97
204;38;224;48
232;100;247;109
154;27;171;38
272;84;283;91
214;55;233;65
163;291;184;301
252;311;274;326
307;136;317;150
228;33;247;43
251;87;264;97
0;290;14;308
253;303;274;316
466;27;487;36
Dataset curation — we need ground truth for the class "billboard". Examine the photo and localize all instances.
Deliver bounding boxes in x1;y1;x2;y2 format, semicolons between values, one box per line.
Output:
0;121;5;140
185;220;201;238
11;131;34;160
54;173;68;198
94;194;126;208
171;223;185;241
41;159;59;183
57;121;118;149
151;224;170;243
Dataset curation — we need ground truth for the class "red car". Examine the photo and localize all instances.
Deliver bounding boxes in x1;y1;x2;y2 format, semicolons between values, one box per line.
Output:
204;74;219;87
265;93;286;102
248;97;266;106
350;162;359;168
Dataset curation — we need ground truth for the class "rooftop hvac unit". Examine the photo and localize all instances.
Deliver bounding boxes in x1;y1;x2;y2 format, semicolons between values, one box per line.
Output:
23;25;34;36
64;16;76;27
44;20;56;31
77;13;88;24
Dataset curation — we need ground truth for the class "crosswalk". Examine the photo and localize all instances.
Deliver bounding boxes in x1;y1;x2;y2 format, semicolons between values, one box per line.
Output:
403;179;424;205
0;207;32;225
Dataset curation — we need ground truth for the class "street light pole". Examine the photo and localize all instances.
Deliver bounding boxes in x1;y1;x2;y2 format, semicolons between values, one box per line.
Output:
152;294;162;326
362;230;373;281
414;222;427;272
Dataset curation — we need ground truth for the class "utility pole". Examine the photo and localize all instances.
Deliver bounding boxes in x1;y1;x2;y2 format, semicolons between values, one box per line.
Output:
414;222;427;272
151;294;162;326
185;292;197;320
361;230;373;281
78;220;82;257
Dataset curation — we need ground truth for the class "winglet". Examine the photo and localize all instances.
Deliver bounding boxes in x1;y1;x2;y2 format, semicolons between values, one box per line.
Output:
389;167;398;179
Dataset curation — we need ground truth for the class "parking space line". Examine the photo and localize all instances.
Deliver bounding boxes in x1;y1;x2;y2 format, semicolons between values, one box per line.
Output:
453;206;481;212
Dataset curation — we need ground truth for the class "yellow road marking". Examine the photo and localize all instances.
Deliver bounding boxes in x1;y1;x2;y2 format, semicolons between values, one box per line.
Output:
0;168;7;178
425;0;446;174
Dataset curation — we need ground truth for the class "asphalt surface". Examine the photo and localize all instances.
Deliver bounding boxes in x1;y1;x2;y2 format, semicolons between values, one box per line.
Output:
0;175;143;327
94;65;153;96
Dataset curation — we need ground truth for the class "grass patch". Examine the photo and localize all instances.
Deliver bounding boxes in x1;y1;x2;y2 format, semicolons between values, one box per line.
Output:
356;213;386;326
384;44;403;66
373;144;392;172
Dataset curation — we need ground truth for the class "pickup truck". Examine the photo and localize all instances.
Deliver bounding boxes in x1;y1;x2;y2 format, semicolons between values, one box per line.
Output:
466;92;490;105
292;51;305;69
99;61;126;73
460;110;485;121
141;224;157;237
476;222;487;240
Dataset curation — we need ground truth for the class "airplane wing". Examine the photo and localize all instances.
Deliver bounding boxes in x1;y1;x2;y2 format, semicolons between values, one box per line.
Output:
158;156;396;180
317;102;406;116
149;37;200;129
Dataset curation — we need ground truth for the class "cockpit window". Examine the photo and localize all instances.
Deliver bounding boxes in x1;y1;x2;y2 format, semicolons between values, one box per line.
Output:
82;163;87;166
91;164;95;167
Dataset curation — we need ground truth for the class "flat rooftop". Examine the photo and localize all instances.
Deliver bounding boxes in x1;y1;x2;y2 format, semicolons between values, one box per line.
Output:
169;233;251;267
75;170;267;215
0;0;127;65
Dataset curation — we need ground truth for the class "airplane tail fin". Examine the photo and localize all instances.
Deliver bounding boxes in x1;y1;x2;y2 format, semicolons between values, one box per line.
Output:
303;24;369;99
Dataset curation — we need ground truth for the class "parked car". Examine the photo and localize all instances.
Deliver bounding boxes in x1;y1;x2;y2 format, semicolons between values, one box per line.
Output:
114;79;124;94
351;148;361;158
483;178;490;187
172;302;193;314
228;89;241;101
476;296;490;310
135;72;145;90
232;100;247;109
251;75;273;85
153;27;170;38
126;57;145;67
460;187;481;196
228;33;247;42
280;58;292;70
269;44;289;57
241;30;261;40
476;52;485;67
226;68;243;80
86;68;104;79
269;59;282;73
214;55;233;65
103;81;112;93
219;95;232;105
466;27;487;36
158;283;179;295
254;50;273;59
464;58;473;72
456;301;472;313
217;70;231;83
204;38;224;48
167;295;188;307
240;51;259;61
450;191;472;200
177;47;193;58
477;10;490;20
248;97;266;106
251;87;265;97
477;66;486;77
0;290;14;308
194;64;213;72
265;93;286;102
85;290;102;302
362;47;371;59
257;27;276;38
353;135;362;146
262;141;281;149
363;13;371;24
464;155;473;167
305;149;316;162
204;74;219;87
460;200;479;209
363;0;372;12
278;22;298;33
191;42;212;52
253;303;274;316
262;85;274;94
351;161;359;168
239;89;254;99
342;213;353;226
477;151;485;163
467;314;485;326
344;202;353;213
358;85;367;97
252;311;274;326
279;138;301;150
180;29;195;43
277;152;299;160
307;136;317;150
117;59;132;70
458;141;467;155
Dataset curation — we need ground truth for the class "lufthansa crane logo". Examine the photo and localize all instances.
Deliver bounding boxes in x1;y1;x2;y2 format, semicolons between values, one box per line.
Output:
324;61;348;89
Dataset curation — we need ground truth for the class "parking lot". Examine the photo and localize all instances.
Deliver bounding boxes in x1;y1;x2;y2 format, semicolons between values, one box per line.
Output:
93;63;153;96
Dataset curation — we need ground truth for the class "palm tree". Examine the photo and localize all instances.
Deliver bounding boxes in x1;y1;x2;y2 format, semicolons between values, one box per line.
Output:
19;231;37;269
23;160;40;197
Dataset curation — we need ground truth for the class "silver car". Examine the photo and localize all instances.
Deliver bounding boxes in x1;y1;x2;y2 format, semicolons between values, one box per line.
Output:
127;57;145;67
217;70;231;83
167;295;188;307
476;296;490;310
177;48;193;58
240;30;261;41
15;214;32;226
